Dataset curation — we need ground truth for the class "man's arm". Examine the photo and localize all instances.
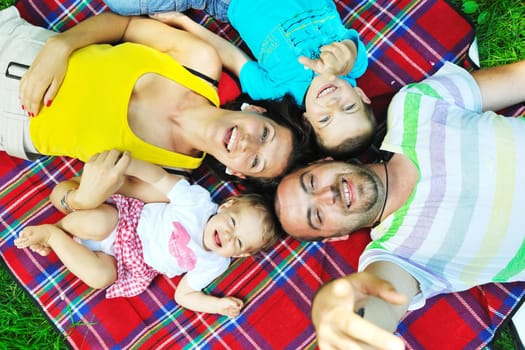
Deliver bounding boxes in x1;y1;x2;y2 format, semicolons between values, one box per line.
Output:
471;60;525;112
361;261;419;334
312;261;419;350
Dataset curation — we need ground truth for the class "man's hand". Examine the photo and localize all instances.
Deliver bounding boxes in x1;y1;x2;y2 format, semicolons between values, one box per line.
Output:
217;296;244;317
19;36;72;116
312;273;407;350
299;40;357;81
72;150;131;209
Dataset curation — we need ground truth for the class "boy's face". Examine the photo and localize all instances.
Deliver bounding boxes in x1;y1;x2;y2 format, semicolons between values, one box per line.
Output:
203;200;267;258
304;76;374;151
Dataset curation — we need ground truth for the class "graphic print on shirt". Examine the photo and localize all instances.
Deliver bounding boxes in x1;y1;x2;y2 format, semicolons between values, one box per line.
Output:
169;222;197;270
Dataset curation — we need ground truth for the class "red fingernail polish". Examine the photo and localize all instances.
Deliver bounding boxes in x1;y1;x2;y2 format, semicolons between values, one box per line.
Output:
45;99;52;107
21;104;25;110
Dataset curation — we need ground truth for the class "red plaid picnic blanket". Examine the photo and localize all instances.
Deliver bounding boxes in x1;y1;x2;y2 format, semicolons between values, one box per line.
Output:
1;0;523;349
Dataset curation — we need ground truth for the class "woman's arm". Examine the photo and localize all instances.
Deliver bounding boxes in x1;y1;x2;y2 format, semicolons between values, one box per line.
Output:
62;150;182;210
150;12;249;77
122;15;222;82
21;12;221;115
123;155;183;198
175;275;244;316
20;12;131;115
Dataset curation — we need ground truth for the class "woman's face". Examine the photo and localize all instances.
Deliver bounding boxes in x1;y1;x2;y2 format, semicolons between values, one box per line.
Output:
208;111;293;179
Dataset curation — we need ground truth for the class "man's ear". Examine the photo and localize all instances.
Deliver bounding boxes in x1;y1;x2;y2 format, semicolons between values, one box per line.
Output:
241;103;267;114
322;234;350;243
355;87;371;104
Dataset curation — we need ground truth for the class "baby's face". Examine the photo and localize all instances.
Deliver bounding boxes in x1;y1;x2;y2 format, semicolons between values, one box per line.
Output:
202;201;266;258
304;76;375;151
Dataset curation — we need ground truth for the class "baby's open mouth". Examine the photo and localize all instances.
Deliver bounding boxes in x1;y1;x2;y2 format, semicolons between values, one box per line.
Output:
214;230;222;247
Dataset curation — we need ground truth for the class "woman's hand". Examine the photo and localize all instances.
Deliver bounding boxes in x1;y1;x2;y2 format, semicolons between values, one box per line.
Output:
312;273;406;350
71;150;131;209
19;36;72;116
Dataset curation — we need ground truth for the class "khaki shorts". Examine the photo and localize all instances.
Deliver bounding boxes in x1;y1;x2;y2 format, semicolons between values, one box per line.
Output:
0;6;56;160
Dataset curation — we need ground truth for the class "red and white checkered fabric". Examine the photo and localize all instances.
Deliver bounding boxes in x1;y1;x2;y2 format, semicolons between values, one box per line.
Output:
106;194;158;298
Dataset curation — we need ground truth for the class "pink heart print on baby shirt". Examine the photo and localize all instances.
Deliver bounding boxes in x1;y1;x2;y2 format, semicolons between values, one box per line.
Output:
169;222;197;270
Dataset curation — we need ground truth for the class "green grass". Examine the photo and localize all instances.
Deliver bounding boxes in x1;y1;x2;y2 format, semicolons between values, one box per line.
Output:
449;0;524;67
0;263;67;349
0;0;522;349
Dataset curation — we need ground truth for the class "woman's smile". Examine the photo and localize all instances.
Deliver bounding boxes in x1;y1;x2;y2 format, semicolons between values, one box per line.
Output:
224;126;238;152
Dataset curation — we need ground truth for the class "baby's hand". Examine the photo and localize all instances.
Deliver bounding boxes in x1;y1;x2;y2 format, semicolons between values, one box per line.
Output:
217;296;244;317
299;41;356;81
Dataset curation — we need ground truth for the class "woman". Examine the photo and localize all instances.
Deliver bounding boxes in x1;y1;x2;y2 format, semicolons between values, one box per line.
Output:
0;7;315;181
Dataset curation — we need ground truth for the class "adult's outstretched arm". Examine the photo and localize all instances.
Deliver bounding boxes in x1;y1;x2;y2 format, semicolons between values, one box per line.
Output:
312;261;419;350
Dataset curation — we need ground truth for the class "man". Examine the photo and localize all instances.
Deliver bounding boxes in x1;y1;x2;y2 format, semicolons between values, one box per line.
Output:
275;60;525;349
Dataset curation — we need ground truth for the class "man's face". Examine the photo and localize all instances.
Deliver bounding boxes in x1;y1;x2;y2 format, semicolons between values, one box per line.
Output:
275;160;384;240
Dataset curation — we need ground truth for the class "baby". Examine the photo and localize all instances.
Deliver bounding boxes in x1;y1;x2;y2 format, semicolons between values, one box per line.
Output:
15;150;281;316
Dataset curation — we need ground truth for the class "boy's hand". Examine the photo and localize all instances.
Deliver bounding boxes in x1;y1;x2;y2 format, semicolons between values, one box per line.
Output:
217;296;244;317
299;41;356;80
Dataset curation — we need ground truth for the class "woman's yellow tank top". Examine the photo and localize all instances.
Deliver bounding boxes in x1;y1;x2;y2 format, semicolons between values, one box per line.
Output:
30;43;219;168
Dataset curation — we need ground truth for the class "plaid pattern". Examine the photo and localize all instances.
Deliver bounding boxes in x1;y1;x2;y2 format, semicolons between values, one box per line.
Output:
105;194;159;299
0;0;523;349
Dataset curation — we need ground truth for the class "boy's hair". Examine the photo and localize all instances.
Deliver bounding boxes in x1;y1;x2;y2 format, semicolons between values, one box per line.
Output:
224;193;285;252
319;103;377;159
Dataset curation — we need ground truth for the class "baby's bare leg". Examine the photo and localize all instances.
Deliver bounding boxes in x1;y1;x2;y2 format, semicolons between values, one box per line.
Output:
57;203;119;241
15;224;117;289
